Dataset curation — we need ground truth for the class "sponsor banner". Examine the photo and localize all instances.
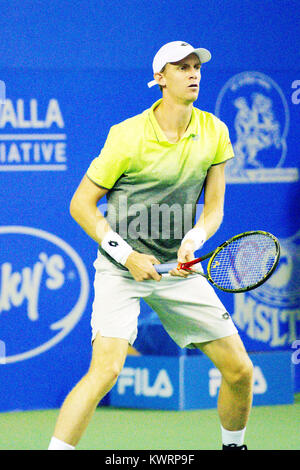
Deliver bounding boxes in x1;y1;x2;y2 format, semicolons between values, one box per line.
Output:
0;225;91;412
211;69;300;385
0;98;67;172
110;351;294;410
0;226;89;363
0;64;299;412
111;356;180;410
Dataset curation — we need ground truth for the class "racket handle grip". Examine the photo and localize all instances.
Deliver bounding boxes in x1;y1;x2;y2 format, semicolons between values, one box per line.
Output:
154;263;177;273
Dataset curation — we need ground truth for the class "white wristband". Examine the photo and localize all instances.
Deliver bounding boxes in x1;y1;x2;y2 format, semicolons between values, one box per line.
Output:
101;230;133;265
181;227;206;251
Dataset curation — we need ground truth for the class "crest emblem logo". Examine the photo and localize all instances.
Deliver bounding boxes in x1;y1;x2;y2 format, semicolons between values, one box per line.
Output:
215;71;298;183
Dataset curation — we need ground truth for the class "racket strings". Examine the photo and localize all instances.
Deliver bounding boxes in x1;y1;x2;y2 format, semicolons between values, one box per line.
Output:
209;234;278;291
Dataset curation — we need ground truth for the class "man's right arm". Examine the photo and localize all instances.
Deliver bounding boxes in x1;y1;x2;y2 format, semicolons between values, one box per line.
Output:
69;175;111;243
70;175;161;281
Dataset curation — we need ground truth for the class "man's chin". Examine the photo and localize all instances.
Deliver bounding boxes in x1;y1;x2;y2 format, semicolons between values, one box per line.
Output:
186;89;199;102
183;94;198;105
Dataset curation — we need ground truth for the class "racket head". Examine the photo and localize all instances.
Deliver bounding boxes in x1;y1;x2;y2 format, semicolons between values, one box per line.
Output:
206;231;280;293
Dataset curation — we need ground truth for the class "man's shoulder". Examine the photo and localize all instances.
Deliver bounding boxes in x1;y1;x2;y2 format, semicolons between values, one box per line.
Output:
193;106;225;128
110;108;149;135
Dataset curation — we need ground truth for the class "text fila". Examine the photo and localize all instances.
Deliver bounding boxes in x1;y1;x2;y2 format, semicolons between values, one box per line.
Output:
117;367;173;398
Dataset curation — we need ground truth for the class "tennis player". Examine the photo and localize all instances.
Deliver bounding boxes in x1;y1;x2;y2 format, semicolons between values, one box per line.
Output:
48;41;253;451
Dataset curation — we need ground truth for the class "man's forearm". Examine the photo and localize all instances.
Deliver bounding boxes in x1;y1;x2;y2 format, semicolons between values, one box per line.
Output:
194;204;224;241
70;200;111;245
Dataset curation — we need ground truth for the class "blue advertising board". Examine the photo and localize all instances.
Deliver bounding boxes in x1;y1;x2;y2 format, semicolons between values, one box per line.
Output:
110;352;294;410
0;1;299;413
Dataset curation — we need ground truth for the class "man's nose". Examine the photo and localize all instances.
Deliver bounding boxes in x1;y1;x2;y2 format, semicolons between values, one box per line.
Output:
190;69;200;80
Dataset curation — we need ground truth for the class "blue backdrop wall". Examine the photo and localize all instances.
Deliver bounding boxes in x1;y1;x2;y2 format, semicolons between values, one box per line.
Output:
0;0;299;411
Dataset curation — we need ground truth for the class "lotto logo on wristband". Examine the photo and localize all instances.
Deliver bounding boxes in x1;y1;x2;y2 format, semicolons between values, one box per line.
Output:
101;231;133;265
108;240;119;247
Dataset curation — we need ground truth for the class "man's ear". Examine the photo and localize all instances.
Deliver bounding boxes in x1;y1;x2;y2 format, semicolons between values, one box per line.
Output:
154;72;166;88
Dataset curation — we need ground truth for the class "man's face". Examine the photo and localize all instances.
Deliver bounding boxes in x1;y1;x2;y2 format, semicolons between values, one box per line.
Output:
157;53;201;103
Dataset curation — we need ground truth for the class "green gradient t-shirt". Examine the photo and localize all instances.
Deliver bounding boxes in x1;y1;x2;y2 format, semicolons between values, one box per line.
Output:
86;99;234;266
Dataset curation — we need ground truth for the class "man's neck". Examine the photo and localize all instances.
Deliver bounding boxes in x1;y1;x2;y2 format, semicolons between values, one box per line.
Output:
153;97;194;143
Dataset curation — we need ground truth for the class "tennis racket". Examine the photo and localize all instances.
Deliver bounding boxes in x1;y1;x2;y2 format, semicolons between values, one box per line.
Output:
154;230;280;293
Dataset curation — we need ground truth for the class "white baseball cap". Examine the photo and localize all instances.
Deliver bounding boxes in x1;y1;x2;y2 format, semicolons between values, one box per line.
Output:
147;41;211;88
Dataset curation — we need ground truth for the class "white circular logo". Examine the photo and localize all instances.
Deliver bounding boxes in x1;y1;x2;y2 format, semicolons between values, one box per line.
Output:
215;71;291;182
0;226;89;363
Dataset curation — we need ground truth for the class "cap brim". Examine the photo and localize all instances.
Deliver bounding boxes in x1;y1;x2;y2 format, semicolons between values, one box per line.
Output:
193;48;211;64
147;79;158;88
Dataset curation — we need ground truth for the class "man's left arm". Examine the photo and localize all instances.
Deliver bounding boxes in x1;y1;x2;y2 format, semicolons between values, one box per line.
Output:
194;162;226;239
172;163;226;276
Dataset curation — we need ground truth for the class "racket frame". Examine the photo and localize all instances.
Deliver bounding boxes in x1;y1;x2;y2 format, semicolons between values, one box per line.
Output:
178;230;281;293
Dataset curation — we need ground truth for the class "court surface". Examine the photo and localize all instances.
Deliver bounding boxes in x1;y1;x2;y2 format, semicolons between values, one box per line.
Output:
0;394;299;450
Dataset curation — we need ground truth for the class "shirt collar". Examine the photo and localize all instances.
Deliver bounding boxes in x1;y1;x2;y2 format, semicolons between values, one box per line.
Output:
148;99;198;143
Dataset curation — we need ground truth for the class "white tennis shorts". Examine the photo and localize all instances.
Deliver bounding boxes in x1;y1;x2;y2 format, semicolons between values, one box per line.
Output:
91;252;238;348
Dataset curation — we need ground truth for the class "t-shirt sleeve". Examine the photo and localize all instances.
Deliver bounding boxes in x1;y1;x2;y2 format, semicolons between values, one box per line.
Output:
86;125;130;189
211;121;234;166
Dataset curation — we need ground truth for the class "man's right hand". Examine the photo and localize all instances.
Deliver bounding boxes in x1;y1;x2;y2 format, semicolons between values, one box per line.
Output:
125;251;162;282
